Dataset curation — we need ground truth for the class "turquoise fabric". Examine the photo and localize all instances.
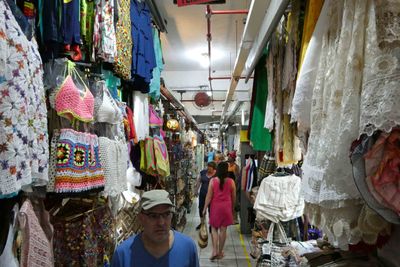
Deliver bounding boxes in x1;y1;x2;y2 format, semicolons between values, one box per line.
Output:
249;48;273;151
149;28;164;101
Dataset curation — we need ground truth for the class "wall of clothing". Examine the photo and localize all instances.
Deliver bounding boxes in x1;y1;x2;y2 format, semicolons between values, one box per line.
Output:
0;0;202;266
245;0;399;264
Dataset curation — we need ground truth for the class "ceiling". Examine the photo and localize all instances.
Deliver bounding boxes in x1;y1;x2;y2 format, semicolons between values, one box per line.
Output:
153;0;253;132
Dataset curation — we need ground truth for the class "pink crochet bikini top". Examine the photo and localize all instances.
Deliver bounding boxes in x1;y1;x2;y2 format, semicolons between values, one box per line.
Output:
55;75;94;122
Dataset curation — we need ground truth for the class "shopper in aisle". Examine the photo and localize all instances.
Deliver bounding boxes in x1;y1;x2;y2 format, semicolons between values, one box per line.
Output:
203;162;236;261
194;161;217;230
215;153;225;164
111;190;199;267
227;151;240;224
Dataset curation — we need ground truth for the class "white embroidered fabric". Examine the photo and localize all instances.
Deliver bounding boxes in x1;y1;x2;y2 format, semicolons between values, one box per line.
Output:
359;0;400;136
98;137;128;197
264;40;275;132
133;91;149;141
290;0;328;133
297;0;388;249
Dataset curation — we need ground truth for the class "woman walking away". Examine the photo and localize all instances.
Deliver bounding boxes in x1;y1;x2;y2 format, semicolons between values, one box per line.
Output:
203;162;236;261
194;161;217;230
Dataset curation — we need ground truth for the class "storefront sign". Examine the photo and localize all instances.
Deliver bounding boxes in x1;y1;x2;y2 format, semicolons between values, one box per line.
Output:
176;0;221;7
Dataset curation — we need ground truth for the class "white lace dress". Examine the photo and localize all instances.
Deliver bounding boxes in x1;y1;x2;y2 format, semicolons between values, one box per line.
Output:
292;0;399;249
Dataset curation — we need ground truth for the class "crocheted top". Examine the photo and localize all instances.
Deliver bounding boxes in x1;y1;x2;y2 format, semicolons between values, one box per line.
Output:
149;105;163;127
55;75;94;122
98;137;128;197
18;199;53;267
96;82;122;124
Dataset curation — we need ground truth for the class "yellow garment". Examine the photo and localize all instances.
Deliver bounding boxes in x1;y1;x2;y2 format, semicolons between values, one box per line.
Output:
298;0;324;72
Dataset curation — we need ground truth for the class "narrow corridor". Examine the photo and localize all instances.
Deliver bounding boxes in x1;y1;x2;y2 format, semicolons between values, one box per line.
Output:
183;199;257;267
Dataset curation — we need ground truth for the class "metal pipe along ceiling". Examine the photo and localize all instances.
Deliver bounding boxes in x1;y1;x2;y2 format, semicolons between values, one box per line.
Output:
160;85;198;126
205;5;248;83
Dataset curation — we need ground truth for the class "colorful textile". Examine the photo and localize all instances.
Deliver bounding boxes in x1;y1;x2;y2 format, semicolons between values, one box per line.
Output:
18;199;54;267
55;74;95;123
249;48;273;151
141;136;156;176
149;105;163;127
80;0;95;57
61;0;81;44
114;0;132;79
149;28;164;100
154;135;170;177
98;137;128;197
364;129;400;214
298;0;324;72
52;204;115;267
0;0;49;198
130;0;156;93
54;129;104;193
92;0;117;62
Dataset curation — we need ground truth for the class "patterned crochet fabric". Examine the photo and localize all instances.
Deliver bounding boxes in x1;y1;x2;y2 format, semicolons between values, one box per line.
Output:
54;129;105;193
18;200;54;267
0;0;49;198
47;130;61;192
52;205;115;267
98;137;128;197
55;75;95;123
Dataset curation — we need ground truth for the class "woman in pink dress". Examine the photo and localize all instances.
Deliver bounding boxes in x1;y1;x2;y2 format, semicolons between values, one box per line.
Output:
203;162;236;260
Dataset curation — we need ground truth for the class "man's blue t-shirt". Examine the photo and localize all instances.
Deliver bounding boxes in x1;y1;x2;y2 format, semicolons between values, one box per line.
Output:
111;231;199;267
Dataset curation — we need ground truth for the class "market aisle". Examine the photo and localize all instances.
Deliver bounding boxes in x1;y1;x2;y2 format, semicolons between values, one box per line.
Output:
183;199;257;267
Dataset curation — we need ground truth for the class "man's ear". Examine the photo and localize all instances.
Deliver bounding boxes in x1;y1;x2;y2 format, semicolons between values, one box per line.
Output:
137;212;145;225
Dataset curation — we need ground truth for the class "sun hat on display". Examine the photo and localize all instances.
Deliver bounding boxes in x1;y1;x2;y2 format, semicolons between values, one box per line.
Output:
350;135;400;225
140;190;175;211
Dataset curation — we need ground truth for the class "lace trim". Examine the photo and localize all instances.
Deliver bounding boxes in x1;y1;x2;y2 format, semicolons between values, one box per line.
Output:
360;1;400;136
375;0;400;50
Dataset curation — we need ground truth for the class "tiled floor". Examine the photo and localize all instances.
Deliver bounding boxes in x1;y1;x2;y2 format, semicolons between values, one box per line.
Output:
183;199;257;267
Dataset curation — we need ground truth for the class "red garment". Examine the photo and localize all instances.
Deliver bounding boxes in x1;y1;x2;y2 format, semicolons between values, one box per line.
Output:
125;106;138;144
209;178;234;228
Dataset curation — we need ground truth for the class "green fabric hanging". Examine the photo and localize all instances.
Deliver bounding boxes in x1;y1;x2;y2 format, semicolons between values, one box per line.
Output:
249;47;273;151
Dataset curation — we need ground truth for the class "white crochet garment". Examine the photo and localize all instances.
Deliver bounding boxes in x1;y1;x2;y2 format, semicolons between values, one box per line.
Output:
98;137;128;197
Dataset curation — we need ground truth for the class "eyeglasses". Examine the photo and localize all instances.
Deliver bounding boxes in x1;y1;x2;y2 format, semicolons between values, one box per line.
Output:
142;211;173;220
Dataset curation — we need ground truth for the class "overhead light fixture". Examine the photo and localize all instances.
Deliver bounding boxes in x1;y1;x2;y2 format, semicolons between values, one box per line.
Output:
199;53;210;68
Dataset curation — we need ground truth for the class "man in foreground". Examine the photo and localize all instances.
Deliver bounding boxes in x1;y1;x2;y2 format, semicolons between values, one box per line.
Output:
112;190;199;267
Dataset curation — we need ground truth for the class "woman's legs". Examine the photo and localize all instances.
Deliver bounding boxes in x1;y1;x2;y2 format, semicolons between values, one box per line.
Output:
211;227;219;259
218;226;227;258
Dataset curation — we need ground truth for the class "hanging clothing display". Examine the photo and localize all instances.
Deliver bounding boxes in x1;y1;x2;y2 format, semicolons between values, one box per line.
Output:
114;0;132;80
18;199;54;267
297;0;324;72
0;0;49;198
249;48;273;152
133;91;150;141
359;0;400;137
98;137;128;197
92;0;117;63
80;0;95;58
291;0;400;249
149;28;164;101
254;173;304;223
130;0;157;93
61;0;81;45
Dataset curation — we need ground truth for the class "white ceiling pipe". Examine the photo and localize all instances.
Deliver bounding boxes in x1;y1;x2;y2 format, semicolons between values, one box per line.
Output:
244;0;290;82
220;0;271;123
